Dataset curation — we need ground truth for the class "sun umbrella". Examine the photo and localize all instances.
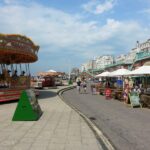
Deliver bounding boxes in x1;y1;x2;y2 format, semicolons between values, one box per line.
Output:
110;68;131;76
128;66;150;75
127;66;150;88
96;71;110;77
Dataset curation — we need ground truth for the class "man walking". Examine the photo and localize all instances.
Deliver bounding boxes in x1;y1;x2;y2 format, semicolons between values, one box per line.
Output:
76;79;81;93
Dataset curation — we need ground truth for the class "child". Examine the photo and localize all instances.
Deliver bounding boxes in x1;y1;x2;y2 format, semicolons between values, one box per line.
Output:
105;88;112;100
123;86;129;104
83;81;87;93
91;83;97;95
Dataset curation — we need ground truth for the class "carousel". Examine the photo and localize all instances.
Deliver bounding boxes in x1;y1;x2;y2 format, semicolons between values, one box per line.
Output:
0;34;39;102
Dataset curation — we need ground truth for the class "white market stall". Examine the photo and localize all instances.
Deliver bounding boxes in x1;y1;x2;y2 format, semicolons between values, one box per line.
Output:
110;68;131;76
96;71;111;77
127;66;150;75
127;66;150;108
47;69;57;73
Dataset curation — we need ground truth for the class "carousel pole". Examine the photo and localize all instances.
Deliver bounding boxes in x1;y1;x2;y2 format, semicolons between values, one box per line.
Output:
25;64;28;75
6;64;8;70
11;64;14;74
20;64;22;73
28;64;30;76
15;64;17;71
27;63;31;88
0;64;3;73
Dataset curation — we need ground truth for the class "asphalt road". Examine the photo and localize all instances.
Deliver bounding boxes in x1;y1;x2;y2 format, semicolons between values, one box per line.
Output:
62;85;150;150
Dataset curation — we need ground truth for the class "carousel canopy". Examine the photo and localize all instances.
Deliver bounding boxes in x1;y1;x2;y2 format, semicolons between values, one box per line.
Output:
96;71;110;77
110;68;131;76
128;66;150;75
0;34;39;64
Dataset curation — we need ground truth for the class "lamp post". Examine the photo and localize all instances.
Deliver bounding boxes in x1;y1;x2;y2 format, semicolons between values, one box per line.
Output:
68;60;72;85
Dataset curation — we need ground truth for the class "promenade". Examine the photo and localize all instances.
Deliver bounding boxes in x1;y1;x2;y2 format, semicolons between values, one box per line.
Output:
0;86;102;150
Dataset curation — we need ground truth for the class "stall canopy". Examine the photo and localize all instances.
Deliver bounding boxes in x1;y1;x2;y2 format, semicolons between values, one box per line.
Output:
47;69;57;73
128;66;150;75
96;71;110;77
110;68;131;76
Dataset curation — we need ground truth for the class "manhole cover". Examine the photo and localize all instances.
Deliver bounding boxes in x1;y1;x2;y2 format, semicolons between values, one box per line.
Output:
89;117;96;120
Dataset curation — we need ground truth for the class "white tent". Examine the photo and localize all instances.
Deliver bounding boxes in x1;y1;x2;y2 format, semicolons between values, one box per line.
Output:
128;66;150;75
96;71;110;77
110;68;131;76
47;69;57;73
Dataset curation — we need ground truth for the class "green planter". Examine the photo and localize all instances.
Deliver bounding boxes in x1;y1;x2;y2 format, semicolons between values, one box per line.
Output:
68;80;73;85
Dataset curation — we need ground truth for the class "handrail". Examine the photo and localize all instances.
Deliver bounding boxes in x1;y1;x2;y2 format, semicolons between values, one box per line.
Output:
135;51;150;61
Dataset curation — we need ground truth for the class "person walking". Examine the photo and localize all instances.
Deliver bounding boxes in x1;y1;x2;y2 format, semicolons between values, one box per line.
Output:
76;79;81;93
82;81;87;93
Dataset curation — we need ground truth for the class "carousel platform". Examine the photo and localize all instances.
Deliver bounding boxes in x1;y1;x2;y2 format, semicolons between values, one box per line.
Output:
0;88;39;102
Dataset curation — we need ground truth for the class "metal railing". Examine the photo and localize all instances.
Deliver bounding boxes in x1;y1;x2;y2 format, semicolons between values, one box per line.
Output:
105;61;125;68
136;51;150;61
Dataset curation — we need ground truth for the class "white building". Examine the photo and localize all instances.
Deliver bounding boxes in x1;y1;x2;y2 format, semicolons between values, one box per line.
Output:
137;39;150;52
115;54;126;63
125;39;150;63
80;59;96;72
125;47;138;63
95;55;114;69
80;39;150;72
81;63;88;72
87;60;96;70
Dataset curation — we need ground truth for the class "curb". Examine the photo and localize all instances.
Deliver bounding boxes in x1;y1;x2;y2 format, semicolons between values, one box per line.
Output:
57;86;115;150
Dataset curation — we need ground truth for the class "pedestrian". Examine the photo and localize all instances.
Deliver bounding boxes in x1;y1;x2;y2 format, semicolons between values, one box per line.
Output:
133;86;141;95
91;83;96;95
76;79;81;93
123;85;129;104
83;81;87;93
105;87;112;100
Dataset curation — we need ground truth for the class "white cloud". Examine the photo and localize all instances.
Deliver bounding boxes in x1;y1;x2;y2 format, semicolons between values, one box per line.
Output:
3;0;20;4
3;0;14;4
141;8;150;14
0;2;149;60
82;0;116;15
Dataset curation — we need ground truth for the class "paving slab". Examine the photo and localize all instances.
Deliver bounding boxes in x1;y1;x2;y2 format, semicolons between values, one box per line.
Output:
0;87;103;150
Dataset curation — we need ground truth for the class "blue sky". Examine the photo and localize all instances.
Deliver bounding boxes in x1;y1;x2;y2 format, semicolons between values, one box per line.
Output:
0;0;150;74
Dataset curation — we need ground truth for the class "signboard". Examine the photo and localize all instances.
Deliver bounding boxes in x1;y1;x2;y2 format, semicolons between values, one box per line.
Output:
129;92;142;108
12;89;42;121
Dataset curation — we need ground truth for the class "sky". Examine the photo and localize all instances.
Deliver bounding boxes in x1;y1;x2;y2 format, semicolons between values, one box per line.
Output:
0;0;150;74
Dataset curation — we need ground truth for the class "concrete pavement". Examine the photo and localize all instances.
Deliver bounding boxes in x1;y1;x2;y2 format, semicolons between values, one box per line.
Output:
0;86;103;150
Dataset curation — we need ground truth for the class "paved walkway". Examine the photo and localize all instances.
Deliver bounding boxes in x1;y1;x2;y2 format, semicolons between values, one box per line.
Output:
0;87;103;150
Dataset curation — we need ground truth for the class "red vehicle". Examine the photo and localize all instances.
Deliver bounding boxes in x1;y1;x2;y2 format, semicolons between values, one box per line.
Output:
0;34;39;102
31;76;55;89
42;76;55;87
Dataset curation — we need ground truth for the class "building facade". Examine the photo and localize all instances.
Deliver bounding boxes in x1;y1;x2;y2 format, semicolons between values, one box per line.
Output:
80;39;150;73
95;55;114;69
80;59;96;72
133;39;150;69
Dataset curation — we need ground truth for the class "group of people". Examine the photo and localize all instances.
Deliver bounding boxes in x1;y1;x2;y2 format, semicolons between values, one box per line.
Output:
0;69;27;88
76;78;87;94
123;78;142;104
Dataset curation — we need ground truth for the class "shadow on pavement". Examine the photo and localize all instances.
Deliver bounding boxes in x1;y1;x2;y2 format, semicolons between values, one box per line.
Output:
38;90;57;100
0;100;18;105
